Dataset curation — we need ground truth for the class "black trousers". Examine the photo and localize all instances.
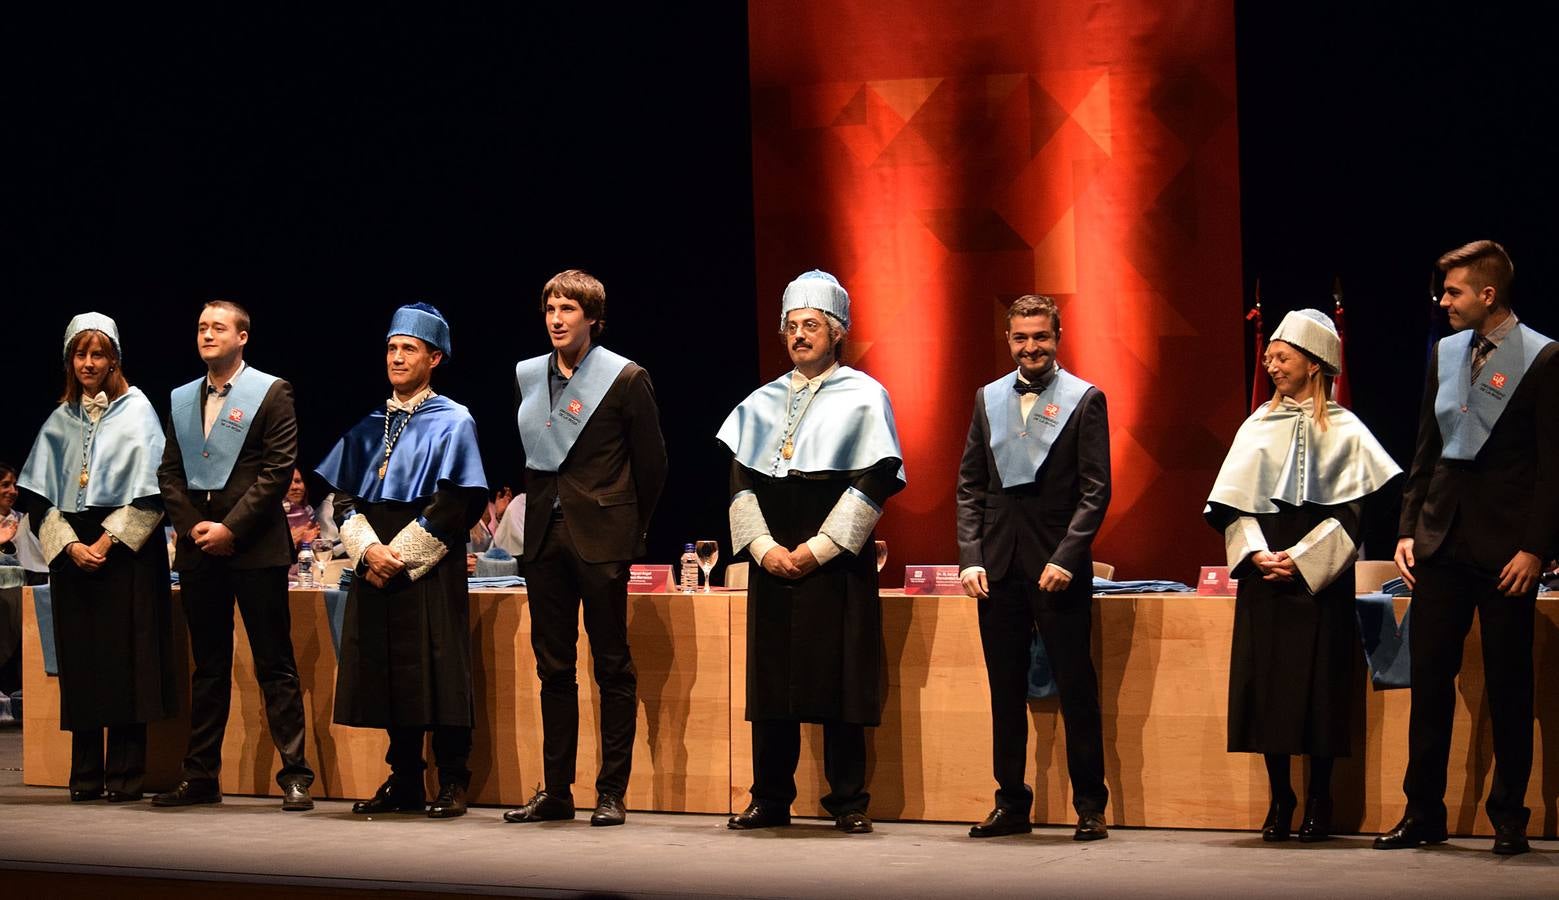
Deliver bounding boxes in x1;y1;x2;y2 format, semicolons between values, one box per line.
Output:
1404;549;1535;828
750;718;869;816
386;725;473;789
70;724;147;794
978;573;1108;816
179;563;313;787
526;514;637;798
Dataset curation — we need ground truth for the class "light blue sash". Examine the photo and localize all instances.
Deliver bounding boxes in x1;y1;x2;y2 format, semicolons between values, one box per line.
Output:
984;368;1093;488
170;367;279;491
1434;323;1553;461
515;346;631;473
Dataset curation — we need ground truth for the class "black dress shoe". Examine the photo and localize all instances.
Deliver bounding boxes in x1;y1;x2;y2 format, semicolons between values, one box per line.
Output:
727;802;791;830
1372;814;1448;849
590;793;626;826
428;783;468;819
503;789;575;823
1074;812;1109;841
835;811;873;834
152;780;222;807
1261;796;1296;842
969;806;1032;838
106;790;143;803
281;781;314;811
351;779;426;815
1492;821;1530;856
1297;797;1332;843
69;788;104;802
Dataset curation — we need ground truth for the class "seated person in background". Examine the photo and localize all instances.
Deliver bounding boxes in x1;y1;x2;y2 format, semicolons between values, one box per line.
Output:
489;485;525;558
1;460;51;583
284;468;323;550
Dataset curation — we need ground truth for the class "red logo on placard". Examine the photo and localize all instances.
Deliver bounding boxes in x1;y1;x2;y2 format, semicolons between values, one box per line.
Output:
228;408;244;423
567;399;583;415
1490;372;1507;389
1043;403;1060;419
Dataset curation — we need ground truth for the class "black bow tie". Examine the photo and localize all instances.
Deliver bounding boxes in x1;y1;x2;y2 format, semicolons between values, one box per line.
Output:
1014;380;1046;396
206;383;231;397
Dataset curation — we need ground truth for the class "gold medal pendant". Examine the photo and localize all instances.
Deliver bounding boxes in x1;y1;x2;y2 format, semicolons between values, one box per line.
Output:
79;470;90;488
377;462;388;480
782;439;794;460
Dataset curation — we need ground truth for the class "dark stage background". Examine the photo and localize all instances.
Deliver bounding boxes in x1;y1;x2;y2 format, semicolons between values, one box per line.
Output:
4;3;1555;581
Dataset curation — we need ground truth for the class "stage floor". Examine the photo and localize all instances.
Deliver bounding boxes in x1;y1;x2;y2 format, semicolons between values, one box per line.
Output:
1;724;1555;898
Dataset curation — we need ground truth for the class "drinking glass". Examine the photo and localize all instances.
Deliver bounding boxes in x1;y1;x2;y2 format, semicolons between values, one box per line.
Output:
875;540;888;574
695;540;719;592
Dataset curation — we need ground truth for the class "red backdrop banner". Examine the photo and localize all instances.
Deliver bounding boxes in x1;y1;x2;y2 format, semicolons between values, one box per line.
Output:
748;0;1246;582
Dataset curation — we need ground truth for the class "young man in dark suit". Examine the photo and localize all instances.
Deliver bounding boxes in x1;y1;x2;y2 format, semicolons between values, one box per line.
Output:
504;270;667;828
154;300;314;810
956;293;1112;841
1378;241;1559;856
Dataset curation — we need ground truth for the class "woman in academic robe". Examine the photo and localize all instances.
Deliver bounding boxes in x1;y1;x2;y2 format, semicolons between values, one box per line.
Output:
16;313;176;802
1205;309;1401;842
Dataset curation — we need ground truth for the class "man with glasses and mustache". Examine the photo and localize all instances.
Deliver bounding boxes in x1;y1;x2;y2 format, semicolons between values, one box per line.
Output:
717;270;905;835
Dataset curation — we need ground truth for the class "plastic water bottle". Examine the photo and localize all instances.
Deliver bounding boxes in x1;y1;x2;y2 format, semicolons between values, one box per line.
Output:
296;542;316;587
679;543;699;593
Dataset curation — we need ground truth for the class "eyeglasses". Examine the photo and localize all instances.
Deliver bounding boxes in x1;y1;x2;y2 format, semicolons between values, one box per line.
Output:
783;319;828;336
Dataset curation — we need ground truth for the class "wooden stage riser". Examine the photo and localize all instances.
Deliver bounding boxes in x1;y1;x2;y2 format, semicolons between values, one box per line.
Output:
23;590;1559;836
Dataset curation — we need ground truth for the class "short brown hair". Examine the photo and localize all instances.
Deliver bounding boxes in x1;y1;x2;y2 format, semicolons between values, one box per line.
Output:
204;299;252;332
1007;294;1062;335
541;269;606;337
60;329;130;405
1437;240;1513;307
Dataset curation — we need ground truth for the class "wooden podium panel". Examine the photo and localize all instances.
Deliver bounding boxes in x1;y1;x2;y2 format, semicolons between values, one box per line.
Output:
23;588;732;813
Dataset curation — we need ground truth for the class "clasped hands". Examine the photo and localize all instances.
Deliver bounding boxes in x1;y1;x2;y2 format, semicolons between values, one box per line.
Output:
362;542;407;588
191;520;236;556
66;532;115;572
1250;549;1297;582
759;543;821;580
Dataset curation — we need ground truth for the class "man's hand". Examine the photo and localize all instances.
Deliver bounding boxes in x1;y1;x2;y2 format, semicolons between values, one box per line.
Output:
363;542;406;587
1393;537;1416;589
759;545;801;579
1497;550;1542;597
193;521;236;556
788;543;821;577
466;552;478;576
66;541;106;572
960;567;989;599
1038;563;1073;592
90;532;114;559
1251;549;1296;582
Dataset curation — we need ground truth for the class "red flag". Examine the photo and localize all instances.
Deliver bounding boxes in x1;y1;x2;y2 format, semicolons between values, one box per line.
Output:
1247;292;1270;413
1332;277;1351;408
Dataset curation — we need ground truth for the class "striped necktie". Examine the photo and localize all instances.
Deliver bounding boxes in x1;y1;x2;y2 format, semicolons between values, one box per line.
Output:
1469;334;1494;384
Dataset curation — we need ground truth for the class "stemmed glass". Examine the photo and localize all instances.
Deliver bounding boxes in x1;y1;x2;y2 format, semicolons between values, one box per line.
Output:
695;540;719;593
875;540;888;574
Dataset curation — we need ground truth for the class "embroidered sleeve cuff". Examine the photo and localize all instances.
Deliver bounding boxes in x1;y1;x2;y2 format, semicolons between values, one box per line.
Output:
729;490;771;556
1287;517;1357;594
805;533;842;566
748;535;780;566
338;512;382;569
102;505;165;552
1224;516;1269;570
819;487;882;556
38;508;81;565
388;517;448;582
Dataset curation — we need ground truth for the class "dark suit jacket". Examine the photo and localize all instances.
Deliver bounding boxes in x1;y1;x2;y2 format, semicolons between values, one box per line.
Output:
517;361;668;565
1399;337;1559;572
956;380;1112;591
158;377;299;571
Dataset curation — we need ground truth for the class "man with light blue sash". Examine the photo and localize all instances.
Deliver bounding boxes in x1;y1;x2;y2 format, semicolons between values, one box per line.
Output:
720;270;905;835
1378;241;1559;856
155;300;315;811
504;270;666;829
956;294;1112;841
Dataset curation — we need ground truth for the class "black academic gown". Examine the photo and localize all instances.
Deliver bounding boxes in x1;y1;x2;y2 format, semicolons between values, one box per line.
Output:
332;485;486;729
1220;501;1363;757
23;494;177;731
734;459;902;727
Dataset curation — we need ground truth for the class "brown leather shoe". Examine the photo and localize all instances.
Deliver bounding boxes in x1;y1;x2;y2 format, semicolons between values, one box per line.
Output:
1074;812;1108;841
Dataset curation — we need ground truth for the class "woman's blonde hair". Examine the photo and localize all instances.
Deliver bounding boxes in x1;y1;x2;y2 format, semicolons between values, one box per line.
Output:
1261;341;1331;431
